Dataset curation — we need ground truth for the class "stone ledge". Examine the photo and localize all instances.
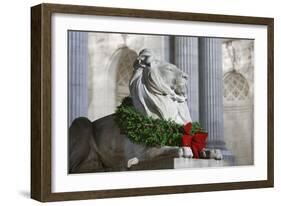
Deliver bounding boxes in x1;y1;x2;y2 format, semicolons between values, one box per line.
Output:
130;158;230;171
174;158;230;169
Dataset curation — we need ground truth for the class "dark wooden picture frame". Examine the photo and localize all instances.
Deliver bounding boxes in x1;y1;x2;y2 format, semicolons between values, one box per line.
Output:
31;3;274;202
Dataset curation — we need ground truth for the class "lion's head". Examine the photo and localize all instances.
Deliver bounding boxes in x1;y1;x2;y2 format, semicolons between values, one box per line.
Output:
129;49;192;124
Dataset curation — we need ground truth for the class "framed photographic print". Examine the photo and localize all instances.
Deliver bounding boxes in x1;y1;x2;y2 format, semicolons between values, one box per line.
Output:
31;3;274;202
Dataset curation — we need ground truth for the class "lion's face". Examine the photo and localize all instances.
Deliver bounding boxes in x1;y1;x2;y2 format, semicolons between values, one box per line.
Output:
150;61;188;97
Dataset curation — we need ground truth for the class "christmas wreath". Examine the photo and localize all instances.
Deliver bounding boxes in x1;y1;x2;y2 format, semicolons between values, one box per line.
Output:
115;97;208;158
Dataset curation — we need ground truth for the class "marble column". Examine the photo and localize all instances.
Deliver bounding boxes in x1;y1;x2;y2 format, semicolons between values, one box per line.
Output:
68;31;88;126
198;38;225;149
174;37;199;121
162;36;171;62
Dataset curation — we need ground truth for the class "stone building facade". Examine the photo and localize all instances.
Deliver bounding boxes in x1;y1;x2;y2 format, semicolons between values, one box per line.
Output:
222;40;254;165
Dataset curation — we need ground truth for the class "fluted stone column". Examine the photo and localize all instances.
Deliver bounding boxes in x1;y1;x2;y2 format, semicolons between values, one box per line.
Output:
174;37;199;121
198;38;225;149
162;36;171;62
68;31;88;126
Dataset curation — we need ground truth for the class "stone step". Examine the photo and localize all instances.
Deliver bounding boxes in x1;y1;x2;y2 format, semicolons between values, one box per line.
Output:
130;158;231;171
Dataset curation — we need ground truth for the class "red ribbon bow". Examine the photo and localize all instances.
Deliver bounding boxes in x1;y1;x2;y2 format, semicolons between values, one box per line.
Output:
181;123;208;159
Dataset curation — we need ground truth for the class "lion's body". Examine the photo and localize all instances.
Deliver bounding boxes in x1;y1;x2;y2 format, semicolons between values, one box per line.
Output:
69;49;195;173
69;115;180;173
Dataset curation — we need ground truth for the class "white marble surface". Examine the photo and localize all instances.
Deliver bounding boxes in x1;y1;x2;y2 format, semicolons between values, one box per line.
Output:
174;158;230;169
130;157;230;171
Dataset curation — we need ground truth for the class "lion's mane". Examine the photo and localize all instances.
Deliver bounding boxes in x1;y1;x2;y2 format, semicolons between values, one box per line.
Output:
129;50;192;125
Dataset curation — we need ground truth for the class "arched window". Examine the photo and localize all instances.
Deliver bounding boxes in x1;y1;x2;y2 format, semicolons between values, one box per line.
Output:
223;70;250;102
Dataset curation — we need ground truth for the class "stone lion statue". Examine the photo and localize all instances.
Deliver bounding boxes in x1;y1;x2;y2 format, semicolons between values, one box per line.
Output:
130;49;192;125
69;49;221;174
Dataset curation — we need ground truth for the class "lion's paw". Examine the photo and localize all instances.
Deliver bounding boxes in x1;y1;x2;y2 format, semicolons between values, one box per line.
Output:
210;149;223;160
178;147;184;157
127;157;139;168
182;147;193;158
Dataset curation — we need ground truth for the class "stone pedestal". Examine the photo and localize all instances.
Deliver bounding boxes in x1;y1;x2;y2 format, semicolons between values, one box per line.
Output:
174;37;199;121
130;158;230;171
174;158;230;168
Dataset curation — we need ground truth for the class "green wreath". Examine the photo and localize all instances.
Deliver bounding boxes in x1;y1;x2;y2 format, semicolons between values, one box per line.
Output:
115;97;204;147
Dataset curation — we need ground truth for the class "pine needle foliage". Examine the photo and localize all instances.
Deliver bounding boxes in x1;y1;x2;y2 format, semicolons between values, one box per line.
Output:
115;97;204;147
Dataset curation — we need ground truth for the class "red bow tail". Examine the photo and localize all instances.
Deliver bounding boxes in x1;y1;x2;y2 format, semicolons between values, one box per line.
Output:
182;134;193;147
183;122;192;134
181;122;208;159
191;132;208;158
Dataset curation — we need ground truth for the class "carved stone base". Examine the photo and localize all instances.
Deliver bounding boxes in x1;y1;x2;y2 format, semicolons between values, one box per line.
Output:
174;158;231;169
130;158;233;171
